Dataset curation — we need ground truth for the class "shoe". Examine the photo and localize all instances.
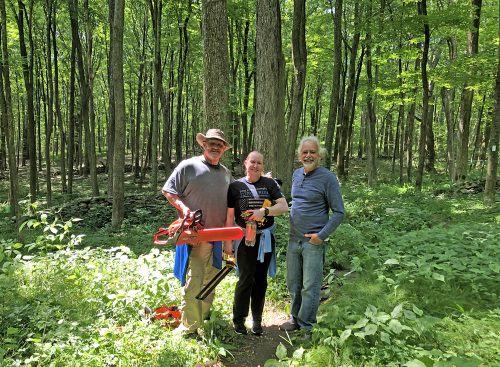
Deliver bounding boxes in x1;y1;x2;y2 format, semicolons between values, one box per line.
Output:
234;322;248;335
279;319;300;332
251;322;263;336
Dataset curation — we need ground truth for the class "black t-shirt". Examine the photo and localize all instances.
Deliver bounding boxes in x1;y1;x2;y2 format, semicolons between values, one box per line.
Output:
227;176;283;229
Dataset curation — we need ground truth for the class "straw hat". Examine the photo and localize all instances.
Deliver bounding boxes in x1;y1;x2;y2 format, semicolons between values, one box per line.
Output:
196;129;230;149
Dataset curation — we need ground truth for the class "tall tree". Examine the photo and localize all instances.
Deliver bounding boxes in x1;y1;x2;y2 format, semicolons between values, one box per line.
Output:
283;0;306;195
14;0;37;202
44;0;54;206
415;0;430;191
111;0;125;228
149;0;161;189
255;0;285;178
484;1;499;205
0;0;20;228
365;0;377;187
202;0;230;149
337;1;359;178
324;0;342;170
455;0;482;182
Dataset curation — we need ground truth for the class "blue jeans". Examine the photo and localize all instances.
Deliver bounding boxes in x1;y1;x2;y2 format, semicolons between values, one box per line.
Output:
286;239;325;330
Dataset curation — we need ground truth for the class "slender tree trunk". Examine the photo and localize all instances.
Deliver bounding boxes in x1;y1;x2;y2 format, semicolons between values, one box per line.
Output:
255;0;286;178
455;0;482;182
107;0;115;196
241;20;252;157
16;0;37;202
365;2;377;187
484;2;499;205
415;0;430;191
111;0;125;228
0;0;20;229
52;6;66;193
325;0;342;169
44;0;54;206
283;0;306;195
175;10;190;163
149;0;161;190
338;3;359;178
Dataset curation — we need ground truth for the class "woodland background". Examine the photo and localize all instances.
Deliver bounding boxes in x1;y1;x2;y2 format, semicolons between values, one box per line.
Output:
0;0;498;227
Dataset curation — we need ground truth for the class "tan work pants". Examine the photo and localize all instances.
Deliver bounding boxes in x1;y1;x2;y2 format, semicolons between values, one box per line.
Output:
180;241;219;332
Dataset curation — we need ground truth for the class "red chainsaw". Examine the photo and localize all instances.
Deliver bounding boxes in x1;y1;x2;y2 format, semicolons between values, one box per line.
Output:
153;209;244;246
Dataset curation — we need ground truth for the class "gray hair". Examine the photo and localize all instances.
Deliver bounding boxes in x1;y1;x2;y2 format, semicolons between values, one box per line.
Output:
297;136;326;159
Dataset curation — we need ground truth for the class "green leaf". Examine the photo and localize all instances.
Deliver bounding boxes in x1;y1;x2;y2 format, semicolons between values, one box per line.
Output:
264;359;287;367
365;305;378;318
489;262;500;273
388;319;403;334
275;343;287;360
339;329;352;344
7;327;19;335
384;258;400;265
403;360;427;367
432;272;445;282
364;323;378;335
13;243;23;249
391;303;404;318
352;317;369;329
292;347;305;359
447;357;481;367
413;305;424;316
380;331;391;343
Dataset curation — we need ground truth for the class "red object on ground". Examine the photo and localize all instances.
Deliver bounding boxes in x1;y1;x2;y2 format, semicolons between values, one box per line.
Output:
145;305;181;328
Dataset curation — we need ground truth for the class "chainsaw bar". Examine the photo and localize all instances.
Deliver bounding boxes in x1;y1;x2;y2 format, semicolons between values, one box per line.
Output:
154;226;244;246
154;209;244;246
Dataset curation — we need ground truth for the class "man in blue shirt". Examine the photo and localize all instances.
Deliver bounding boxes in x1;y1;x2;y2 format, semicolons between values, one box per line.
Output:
280;136;345;333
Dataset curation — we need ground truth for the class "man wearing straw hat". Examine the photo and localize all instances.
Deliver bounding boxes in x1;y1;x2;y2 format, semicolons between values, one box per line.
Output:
162;128;232;335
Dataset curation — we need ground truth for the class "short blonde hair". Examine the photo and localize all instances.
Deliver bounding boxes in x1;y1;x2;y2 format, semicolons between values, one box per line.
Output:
297;136;325;159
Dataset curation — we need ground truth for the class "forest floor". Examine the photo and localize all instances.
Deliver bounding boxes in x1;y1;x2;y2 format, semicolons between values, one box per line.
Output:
214;306;291;367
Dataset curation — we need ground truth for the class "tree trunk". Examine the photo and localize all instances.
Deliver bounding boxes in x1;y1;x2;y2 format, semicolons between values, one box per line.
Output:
16;0;37;203
255;0;286;178
202;0;230;161
338;3;360;179
484;2;499;205
0;0;20;229
415;0;430;191
365;1;377;187
325;0;342;169
44;0;54;207
283;0;307;195
455;0;482;182
52;5;66;194
111;0;125;229
149;0;161;190
107;0;115;196
175;10;190;163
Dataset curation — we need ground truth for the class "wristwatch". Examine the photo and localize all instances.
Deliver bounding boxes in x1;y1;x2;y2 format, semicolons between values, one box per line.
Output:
264;208;269;216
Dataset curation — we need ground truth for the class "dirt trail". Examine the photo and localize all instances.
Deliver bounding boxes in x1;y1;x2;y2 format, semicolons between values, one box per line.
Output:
219;307;291;367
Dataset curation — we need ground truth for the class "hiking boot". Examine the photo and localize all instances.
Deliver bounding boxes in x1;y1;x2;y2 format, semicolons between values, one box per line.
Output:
279;318;300;332
233;322;248;335
251;321;263;336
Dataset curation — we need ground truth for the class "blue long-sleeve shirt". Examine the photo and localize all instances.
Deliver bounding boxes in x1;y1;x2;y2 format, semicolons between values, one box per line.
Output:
289;166;345;242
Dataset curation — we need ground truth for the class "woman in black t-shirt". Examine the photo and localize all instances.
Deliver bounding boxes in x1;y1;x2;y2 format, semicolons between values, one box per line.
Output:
224;151;288;335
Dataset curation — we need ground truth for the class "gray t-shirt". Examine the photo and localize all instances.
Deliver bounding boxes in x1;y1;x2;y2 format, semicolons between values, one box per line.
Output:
162;155;232;228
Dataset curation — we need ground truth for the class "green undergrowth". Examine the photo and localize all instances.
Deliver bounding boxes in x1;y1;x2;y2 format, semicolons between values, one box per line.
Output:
266;184;499;367
1;171;499;366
